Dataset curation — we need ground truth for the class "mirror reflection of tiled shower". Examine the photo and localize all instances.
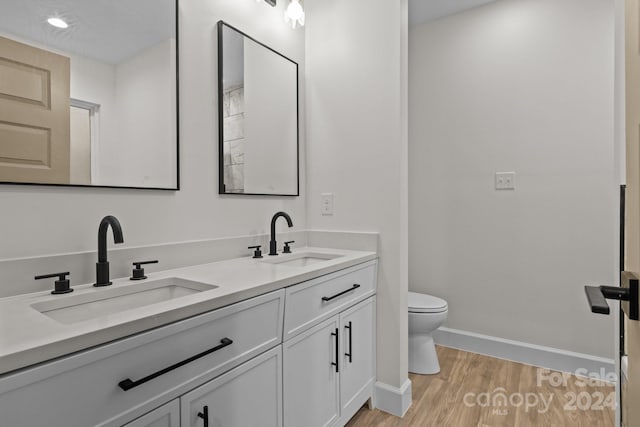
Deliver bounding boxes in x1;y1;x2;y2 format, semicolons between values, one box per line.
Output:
222;86;245;193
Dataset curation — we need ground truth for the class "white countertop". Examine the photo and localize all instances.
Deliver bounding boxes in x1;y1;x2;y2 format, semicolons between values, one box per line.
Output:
0;247;376;376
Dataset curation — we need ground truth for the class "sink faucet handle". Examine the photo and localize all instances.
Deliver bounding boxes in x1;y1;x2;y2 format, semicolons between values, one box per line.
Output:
248;245;263;259
35;272;73;295
283;241;295;254
131;260;159;281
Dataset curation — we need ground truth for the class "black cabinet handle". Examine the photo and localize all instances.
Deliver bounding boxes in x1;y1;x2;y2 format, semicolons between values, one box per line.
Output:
331;328;339;373
344;321;353;363
198;405;209;427
118;338;233;391
322;284;361;302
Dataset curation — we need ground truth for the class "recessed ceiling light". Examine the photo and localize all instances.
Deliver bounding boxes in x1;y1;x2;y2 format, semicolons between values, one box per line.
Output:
47;17;68;29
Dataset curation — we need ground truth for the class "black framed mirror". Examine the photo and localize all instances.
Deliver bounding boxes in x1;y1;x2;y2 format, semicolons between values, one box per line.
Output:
217;21;299;196
0;0;179;190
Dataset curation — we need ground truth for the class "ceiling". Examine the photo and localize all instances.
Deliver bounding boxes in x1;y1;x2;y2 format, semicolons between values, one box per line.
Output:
409;0;498;26
0;0;175;64
0;0;497;63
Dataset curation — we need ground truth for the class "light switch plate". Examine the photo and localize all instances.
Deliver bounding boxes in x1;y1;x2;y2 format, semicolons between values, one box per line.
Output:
321;193;334;215
495;172;516;190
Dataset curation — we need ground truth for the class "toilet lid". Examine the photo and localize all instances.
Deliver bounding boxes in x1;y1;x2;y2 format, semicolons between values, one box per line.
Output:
408;292;448;313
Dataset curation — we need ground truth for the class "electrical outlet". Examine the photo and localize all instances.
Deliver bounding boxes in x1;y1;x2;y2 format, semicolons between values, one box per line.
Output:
495;172;516;190
321;193;334;215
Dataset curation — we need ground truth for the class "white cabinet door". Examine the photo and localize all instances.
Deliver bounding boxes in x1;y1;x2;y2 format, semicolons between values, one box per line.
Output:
283;316;340;427
124;400;179;427
180;346;282;427
339;297;376;423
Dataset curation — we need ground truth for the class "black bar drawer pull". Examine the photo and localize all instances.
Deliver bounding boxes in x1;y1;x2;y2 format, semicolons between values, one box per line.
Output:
345;321;353;363
331;328;339;373
198;405;209;427
118;338;233;391
322;284;361;302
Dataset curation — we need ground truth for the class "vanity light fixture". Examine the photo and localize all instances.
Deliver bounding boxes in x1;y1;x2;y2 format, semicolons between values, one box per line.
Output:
47;17;68;29
284;0;305;29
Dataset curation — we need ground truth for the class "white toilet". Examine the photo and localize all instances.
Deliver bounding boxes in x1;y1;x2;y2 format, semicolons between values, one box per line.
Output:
408;291;448;375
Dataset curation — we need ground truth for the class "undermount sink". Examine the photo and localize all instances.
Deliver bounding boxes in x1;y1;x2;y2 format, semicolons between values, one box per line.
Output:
31;278;218;324
261;251;343;267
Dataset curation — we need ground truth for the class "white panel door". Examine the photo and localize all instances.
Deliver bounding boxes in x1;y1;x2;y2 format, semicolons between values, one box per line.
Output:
283;316;340;427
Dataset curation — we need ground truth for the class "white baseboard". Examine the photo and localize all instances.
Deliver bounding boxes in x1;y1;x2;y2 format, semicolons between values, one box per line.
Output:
433;327;615;376
374;379;412;417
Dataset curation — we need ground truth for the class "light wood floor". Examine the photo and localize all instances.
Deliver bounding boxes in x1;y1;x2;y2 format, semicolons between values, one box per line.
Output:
347;346;615;427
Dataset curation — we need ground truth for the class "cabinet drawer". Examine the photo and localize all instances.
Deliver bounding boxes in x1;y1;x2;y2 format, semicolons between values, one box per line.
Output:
0;290;284;427
284;260;376;340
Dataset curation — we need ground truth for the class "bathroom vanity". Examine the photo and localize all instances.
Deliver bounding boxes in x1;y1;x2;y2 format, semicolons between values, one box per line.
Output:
0;249;377;427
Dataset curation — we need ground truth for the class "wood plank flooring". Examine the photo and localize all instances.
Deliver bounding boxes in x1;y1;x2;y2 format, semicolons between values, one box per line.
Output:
347;346;615;427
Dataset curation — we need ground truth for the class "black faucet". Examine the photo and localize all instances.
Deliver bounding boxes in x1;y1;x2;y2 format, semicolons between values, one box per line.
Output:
269;211;293;256
94;215;124;287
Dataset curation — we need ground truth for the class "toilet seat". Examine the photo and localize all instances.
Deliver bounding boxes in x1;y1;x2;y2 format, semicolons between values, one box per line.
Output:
408;291;448;313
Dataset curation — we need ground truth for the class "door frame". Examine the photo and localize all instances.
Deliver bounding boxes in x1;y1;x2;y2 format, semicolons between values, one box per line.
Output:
70;98;101;184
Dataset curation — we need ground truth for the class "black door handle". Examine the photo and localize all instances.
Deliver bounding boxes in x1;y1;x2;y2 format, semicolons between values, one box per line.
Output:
344;321;353;363
584;271;639;321
198;405;209;427
331;328;339;372
584;286;611;314
118;338;233;391
322;284;361;302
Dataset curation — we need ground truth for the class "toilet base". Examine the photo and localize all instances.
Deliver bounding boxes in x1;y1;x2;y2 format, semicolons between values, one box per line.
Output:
409;333;440;375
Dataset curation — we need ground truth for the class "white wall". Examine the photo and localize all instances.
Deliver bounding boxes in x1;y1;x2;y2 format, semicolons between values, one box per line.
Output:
244;38;298;194
409;0;617;357
69;53;119;184
305;0;409;390
0;0;305;260
112;38;177;188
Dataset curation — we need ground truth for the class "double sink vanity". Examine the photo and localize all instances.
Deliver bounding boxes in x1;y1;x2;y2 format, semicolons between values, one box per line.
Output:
0;229;378;427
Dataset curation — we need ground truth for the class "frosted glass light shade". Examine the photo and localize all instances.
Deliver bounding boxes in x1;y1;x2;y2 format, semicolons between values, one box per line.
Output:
284;0;305;29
